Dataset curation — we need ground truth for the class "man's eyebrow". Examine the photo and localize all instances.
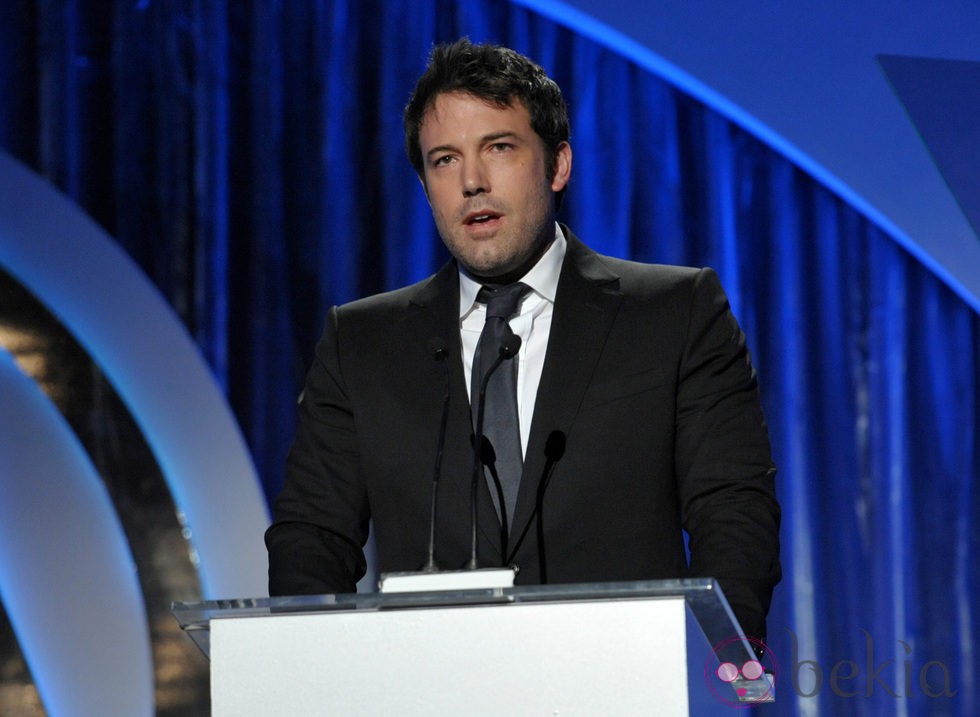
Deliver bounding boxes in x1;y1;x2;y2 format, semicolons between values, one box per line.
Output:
481;130;519;144
425;143;457;160
425;131;522;160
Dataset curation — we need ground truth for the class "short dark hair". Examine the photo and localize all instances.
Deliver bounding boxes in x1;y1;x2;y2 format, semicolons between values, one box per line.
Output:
403;39;570;190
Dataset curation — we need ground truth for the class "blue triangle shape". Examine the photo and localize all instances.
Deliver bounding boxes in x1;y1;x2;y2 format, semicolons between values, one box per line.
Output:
878;54;980;241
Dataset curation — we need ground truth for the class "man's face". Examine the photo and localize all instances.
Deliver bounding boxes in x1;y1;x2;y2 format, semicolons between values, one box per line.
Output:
418;92;572;283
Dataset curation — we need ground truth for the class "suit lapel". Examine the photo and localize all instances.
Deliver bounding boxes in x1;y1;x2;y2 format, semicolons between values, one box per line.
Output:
508;233;622;560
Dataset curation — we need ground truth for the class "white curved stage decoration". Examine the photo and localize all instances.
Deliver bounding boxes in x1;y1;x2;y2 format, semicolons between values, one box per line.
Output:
0;150;270;713
0;349;154;716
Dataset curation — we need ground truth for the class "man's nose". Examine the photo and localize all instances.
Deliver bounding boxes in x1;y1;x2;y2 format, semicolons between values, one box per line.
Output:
462;160;489;196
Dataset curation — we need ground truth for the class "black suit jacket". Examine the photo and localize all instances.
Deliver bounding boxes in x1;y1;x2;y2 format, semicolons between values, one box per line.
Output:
266;229;780;637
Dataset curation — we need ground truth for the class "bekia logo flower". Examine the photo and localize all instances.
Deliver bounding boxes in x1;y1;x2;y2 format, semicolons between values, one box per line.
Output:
705;635;777;707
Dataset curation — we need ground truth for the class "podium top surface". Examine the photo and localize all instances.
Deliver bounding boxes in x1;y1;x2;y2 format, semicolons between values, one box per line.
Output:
173;578;743;657
172;578;771;704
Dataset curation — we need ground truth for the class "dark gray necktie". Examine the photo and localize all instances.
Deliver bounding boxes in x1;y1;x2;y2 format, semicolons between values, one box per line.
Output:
471;282;530;529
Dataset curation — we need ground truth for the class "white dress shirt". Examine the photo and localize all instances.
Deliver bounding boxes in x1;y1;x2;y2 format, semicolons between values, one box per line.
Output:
458;224;566;457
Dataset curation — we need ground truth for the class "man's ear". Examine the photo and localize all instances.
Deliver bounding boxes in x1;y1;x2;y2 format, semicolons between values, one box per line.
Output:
550;141;572;192
417;173;431;204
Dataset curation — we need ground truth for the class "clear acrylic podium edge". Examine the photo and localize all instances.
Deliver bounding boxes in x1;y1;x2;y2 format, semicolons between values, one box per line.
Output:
172;577;771;704
174;578;736;657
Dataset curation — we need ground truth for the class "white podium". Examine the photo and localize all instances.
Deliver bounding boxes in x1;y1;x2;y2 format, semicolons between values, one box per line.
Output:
173;579;771;715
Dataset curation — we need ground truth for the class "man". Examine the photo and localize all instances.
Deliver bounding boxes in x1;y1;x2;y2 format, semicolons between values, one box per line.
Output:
265;39;780;640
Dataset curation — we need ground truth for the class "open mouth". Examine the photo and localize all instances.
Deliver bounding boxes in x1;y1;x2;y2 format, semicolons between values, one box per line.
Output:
465;211;501;225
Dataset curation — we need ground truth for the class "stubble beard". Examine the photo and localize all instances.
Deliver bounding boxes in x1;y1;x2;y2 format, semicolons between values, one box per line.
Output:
436;194;555;283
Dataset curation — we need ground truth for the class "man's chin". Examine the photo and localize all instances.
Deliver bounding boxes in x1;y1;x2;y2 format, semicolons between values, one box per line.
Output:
453;248;516;280
455;241;551;284
460;262;515;283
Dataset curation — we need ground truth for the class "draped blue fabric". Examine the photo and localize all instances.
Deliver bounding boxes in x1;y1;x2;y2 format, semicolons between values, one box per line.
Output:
1;1;977;714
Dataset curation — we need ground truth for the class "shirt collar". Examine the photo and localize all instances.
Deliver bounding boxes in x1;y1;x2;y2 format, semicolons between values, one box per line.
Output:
458;223;566;318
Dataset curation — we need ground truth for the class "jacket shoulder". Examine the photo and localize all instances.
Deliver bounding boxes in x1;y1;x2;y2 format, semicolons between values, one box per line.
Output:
592;251;718;300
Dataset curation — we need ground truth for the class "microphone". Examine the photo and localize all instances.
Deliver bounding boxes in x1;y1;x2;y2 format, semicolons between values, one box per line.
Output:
543;429;567;467
532;430;566;581
468;333;522;570
478;437;510;557
505;429;566;566
421;337;450;572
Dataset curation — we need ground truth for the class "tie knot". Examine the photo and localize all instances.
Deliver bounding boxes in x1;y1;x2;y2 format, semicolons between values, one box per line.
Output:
478;283;530;320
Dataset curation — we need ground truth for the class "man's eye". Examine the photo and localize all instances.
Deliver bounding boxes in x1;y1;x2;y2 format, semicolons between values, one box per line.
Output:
433;155;455;167
490;143;512;152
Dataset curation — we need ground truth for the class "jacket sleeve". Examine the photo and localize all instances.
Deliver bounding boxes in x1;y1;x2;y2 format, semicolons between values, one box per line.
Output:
675;268;781;640
265;306;369;596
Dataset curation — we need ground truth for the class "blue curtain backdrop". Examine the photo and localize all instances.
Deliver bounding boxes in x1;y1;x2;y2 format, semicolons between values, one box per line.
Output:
1;1;977;715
